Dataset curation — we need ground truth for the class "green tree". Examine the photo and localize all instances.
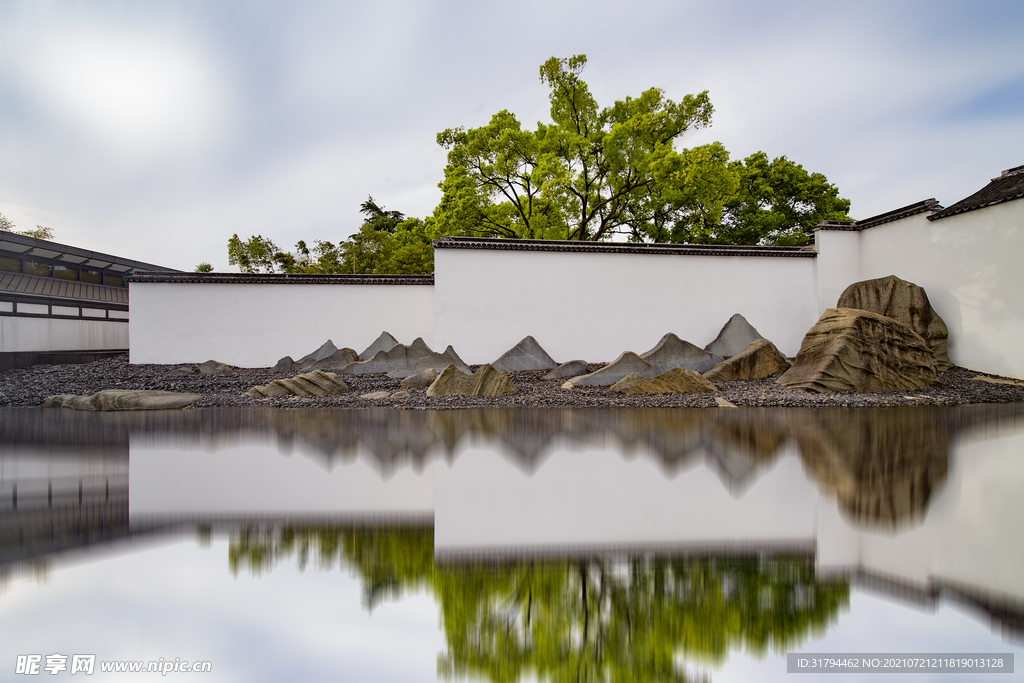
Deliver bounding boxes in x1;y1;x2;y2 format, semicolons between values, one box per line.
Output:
339;197;434;274
0;214;55;240
434;55;714;241
227;234;279;273
228;524;849;683
433;55;851;246
194;262;214;273
674;152;852;246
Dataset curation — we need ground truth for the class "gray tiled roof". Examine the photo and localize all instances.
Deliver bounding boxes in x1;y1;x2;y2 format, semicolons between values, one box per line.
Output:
929;165;1024;221
431;236;816;257
127;272;435;285
814;199;942;232
0;272;128;304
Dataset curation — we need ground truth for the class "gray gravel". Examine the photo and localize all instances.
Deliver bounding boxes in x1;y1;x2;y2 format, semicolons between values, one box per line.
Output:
1;354;1022;410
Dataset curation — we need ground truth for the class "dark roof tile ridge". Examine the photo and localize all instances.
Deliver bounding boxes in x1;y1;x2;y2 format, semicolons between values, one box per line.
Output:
431;236;815;257
930;166;1024;221
815;199;941;232
127;272;435;285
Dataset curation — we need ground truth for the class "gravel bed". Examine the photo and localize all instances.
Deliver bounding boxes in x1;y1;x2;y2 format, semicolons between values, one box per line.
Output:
1;354;1022;410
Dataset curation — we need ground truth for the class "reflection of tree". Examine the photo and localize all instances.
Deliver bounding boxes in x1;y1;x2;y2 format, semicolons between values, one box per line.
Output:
229;526;848;682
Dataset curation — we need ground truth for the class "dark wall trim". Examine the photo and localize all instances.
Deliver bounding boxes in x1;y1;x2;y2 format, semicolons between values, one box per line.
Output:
0;350;127;372
431;236;816;258
814;199;942;232
127;272;436;285
0;294;129;322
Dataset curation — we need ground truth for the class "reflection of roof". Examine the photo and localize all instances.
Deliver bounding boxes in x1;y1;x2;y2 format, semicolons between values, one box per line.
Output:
929;165;1024;221
1;271;128;306
127;272;435;285
814;199;943;232
0;231;175;272
432;236;816;258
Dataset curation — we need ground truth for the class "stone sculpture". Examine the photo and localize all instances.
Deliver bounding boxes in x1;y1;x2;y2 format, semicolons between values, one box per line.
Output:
562;352;658;388
44;390;201;411
704;314;765;358
426;364;518;397
777;308;939;393
837;275;952;371
703;339;791;381
610;367;718;394
490;336;558;372
245;370;350;398
641;333;723;372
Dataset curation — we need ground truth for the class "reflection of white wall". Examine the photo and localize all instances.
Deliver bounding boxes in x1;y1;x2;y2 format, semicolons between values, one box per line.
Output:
434;248;817;363
816;432;1024;603
129;442;435;519
128;282;435;366
434;444;818;553
0;316;127;351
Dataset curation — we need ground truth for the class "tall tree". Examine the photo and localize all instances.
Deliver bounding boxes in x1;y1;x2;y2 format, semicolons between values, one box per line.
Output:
434;55;714;241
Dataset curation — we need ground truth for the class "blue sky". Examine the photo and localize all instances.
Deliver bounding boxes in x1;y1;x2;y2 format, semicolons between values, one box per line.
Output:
0;0;1021;270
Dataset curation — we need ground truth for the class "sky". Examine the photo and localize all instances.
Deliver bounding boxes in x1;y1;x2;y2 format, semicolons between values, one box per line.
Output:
0;0;1021;271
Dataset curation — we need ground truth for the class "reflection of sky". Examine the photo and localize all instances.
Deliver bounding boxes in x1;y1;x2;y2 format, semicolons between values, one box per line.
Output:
2;538;1020;683
716;592;1024;683
0;539;443;683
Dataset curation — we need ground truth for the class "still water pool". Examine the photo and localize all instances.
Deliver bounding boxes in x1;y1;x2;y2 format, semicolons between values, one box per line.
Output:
1;406;1022;682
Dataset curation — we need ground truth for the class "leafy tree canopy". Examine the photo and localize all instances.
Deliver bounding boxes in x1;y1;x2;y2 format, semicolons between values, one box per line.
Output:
0;213;55;240
433;54;851;245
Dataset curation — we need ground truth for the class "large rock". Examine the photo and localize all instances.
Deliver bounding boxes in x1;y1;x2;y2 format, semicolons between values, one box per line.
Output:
542;360;589;380
705;314;765;358
641;333;723;373
271;356;295;373
359;331;400;361
44;390;200;411
490;336;558;372
562;352;658;388
387;346;470;378
245;370;350;398
341;337;435;375
198;360;233;375
777;308;939;393
400;368;439;390
611;367;717;394
273;339;351;373
703;339;791;381
426;364;518;397
837;275;952;371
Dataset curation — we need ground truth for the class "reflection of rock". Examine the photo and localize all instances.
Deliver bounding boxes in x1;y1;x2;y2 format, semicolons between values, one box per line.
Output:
244;370;350;398
705;314;764;358
44;390;200;410
563;352;657;388
611;368;717;394
792;409;949;529
704;339;791;381
491;336;558;372
778;309;939;392
641;333;723;373
838;275;952;371
542;360;589;380
427;364;518;397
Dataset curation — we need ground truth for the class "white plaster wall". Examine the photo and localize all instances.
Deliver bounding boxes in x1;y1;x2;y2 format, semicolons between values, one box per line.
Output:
813;229;861;314
819;201;1024;378
434;248;818;364
0;317;127;352
129;283;435;366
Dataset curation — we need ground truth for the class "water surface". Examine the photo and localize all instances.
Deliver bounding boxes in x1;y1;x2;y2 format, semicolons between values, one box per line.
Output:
1;406;1022;682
